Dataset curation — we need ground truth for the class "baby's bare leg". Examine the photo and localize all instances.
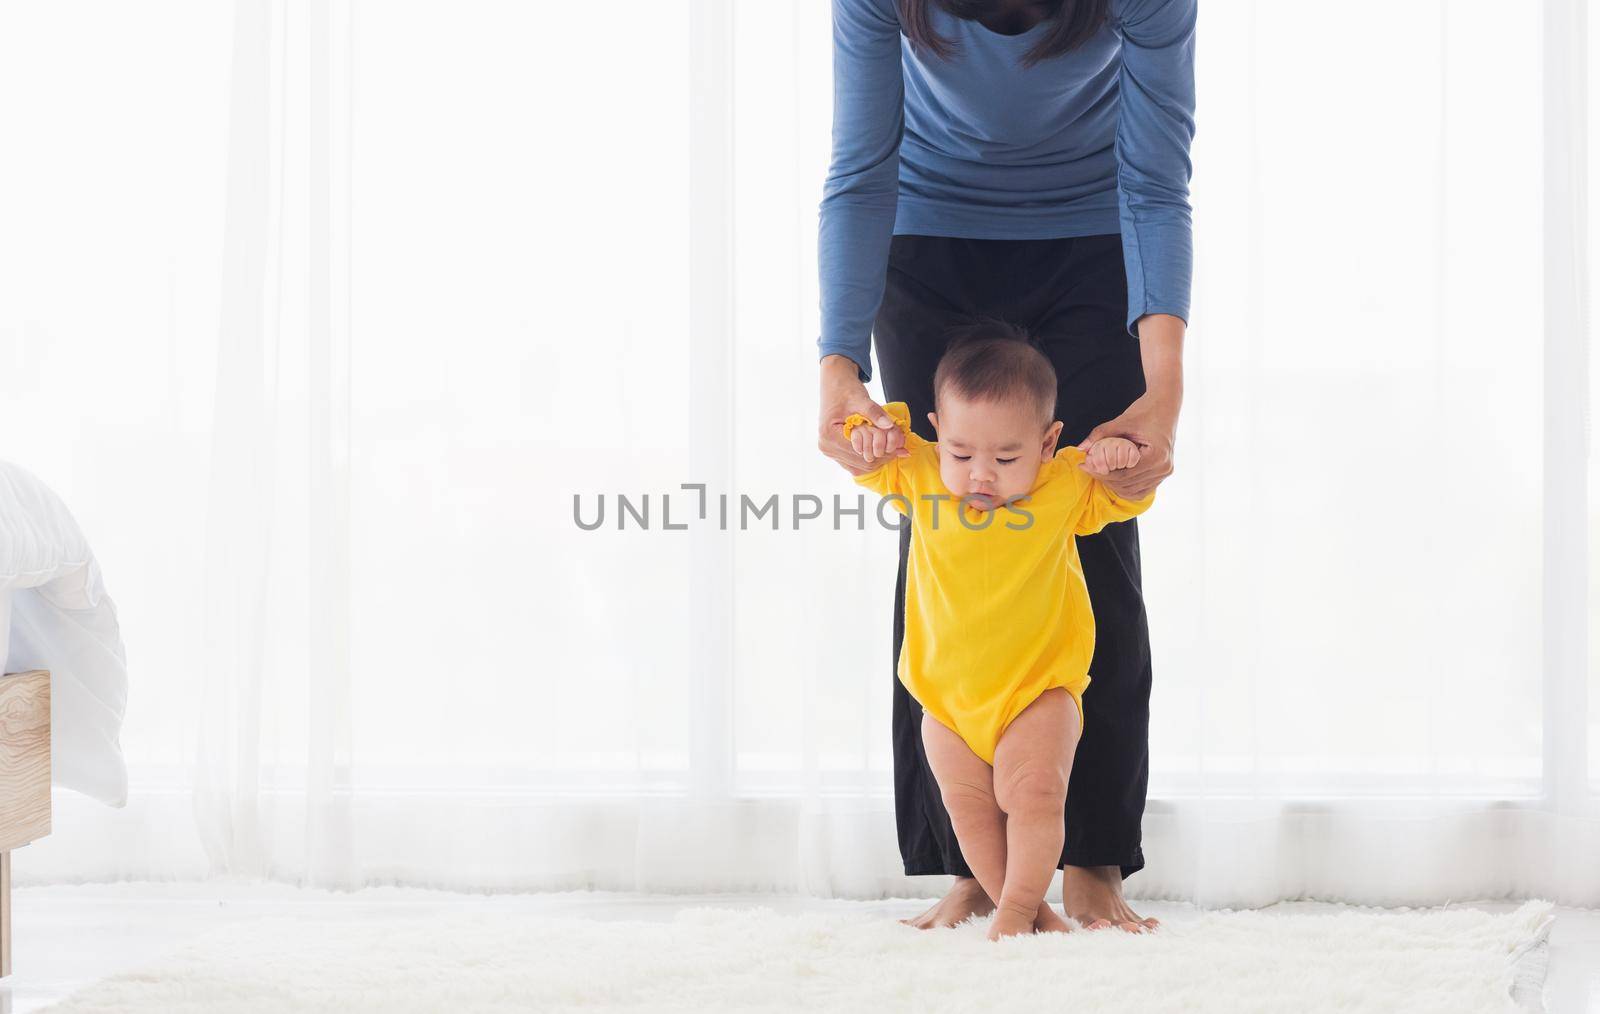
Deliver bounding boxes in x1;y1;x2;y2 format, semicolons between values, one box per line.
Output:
919;712;1009;916
990;688;1082;940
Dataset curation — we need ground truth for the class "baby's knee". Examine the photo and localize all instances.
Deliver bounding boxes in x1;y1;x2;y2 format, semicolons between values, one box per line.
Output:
939;776;998;820
993;762;1068;817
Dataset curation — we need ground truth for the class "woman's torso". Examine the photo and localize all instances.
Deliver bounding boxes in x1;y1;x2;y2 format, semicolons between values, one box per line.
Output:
894;4;1125;238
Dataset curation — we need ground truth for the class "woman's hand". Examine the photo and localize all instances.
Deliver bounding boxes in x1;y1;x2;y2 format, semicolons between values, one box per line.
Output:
1076;314;1185;500
1077;393;1177;499
819;354;907;474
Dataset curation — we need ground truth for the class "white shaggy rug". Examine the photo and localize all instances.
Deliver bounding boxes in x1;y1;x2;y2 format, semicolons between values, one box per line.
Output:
41;899;1554;1014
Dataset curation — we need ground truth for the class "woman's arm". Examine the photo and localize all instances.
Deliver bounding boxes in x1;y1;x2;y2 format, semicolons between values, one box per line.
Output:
817;0;904;385
1079;0;1196;499
1112;0;1196;338
816;0;907;473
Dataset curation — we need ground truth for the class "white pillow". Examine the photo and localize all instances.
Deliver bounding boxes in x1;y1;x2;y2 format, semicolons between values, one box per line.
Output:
0;461;92;595
0;461;129;808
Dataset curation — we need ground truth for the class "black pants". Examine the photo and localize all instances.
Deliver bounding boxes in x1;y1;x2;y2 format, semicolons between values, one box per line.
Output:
874;232;1153;881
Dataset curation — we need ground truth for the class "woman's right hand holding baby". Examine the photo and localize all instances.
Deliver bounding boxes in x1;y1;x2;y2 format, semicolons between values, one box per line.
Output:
819;353;909;474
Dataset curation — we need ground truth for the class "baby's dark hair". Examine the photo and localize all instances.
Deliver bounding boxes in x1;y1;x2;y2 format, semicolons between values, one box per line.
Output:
932;318;1057;427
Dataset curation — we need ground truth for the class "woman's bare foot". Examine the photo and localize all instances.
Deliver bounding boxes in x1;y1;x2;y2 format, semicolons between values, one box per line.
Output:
986;900;1039;942
1061;864;1159;933
900;876;996;930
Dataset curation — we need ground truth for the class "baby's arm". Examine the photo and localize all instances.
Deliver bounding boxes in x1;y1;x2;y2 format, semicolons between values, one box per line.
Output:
1074;437;1155;536
846;415;910;467
840;401;927;501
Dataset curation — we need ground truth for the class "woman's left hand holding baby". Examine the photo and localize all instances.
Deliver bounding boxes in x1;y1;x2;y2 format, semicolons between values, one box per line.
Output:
1074;314;1184;498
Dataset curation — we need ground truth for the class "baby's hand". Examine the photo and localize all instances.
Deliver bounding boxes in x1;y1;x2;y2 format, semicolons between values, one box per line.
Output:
1083;436;1141;474
849;420;908;466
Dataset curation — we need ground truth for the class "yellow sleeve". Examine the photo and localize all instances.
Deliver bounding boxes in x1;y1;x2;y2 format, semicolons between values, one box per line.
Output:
1066;449;1156;536
840;401;929;502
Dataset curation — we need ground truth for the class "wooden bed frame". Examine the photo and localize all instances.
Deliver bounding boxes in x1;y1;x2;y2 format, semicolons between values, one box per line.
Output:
0;670;51;978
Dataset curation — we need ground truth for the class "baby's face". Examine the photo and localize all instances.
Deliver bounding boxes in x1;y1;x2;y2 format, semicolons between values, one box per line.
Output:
928;392;1064;512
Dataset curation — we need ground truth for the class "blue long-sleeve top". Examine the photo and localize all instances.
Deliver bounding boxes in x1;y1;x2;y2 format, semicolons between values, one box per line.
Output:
818;0;1197;383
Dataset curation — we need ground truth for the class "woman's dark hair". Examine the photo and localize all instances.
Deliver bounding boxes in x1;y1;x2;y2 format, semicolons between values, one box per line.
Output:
933;317;1057;426
898;0;1110;68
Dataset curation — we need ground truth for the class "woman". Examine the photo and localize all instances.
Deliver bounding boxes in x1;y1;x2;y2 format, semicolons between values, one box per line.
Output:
815;0;1193;933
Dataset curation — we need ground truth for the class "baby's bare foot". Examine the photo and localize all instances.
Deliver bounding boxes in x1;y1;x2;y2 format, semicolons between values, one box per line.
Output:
986;901;1038;942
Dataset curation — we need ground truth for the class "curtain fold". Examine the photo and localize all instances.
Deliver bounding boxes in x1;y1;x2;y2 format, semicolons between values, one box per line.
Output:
6;0;1599;907
194;0;275;883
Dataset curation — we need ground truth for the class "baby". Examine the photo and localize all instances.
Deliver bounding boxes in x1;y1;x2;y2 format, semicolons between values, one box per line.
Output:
840;322;1153;941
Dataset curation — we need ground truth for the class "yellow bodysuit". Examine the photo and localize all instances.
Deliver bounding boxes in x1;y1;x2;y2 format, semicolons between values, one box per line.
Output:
842;401;1155;765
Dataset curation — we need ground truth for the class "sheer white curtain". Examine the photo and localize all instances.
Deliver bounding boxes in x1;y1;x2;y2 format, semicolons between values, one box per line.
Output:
7;0;1600;907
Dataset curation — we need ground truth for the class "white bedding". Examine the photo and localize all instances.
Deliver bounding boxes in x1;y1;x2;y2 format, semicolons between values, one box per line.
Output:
0;461;128;807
